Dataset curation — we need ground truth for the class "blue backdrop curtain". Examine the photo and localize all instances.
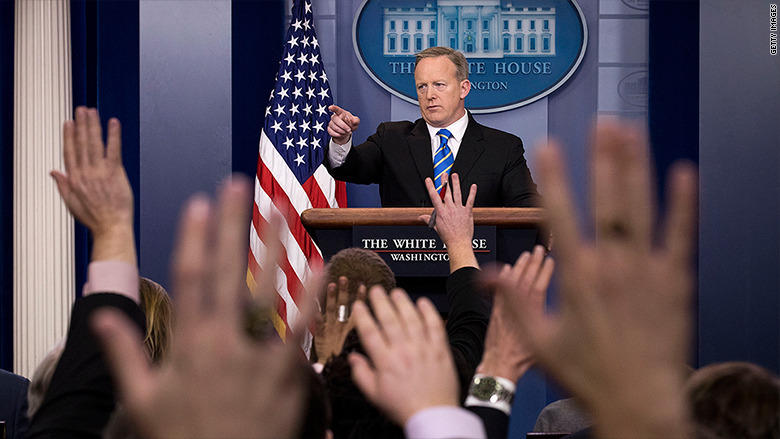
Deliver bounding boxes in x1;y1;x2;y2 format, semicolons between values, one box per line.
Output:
70;0;96;303
71;0;141;295
231;0;286;181
648;0;700;203
647;0;699;368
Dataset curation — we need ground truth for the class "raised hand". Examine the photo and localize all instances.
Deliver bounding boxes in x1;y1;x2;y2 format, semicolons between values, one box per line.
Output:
349;287;459;426
479;245;554;382
419;173;478;272
518;121;697;439
314;276;367;364
93;177;313;439
327;105;360;145
52;106;135;264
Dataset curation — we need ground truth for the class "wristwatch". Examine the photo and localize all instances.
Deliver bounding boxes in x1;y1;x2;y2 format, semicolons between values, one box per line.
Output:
468;375;515;405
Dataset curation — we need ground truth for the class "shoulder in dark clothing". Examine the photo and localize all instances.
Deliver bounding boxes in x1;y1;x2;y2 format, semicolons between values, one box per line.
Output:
26;293;145;439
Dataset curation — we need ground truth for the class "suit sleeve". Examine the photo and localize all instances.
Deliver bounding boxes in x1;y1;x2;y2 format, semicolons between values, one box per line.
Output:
501;138;542;207
26;294;146;439
0;370;30;439
465;406;509;439
446;267;491;372
447;268;508;439
12;379;29;439
446;266;491;404
325;123;386;185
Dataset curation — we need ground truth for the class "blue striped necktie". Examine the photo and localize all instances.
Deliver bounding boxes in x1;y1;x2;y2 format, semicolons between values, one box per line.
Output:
433;129;454;194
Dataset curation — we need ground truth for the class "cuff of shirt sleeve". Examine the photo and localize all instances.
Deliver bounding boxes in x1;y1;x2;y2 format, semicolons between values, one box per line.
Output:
328;137;353;168
405;406;487;439
83;260;140;304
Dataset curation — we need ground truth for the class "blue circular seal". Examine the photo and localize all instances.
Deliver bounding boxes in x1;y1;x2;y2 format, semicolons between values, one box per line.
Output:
353;0;588;113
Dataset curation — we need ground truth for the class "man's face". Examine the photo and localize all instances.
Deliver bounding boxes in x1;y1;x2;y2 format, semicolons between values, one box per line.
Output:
414;56;471;128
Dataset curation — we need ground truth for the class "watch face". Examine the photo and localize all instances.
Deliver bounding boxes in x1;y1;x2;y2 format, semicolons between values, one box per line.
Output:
472;377;499;400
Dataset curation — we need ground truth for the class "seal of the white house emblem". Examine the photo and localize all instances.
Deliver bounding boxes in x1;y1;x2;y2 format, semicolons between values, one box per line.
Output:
353;0;588;113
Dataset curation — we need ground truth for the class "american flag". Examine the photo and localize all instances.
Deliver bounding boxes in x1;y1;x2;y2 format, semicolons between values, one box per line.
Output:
248;0;346;353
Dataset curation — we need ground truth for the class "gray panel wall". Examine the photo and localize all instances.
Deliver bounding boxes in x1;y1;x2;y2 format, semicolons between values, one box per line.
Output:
699;0;780;372
139;0;233;289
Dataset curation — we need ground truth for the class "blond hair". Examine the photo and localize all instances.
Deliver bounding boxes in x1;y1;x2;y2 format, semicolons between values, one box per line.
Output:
139;277;174;362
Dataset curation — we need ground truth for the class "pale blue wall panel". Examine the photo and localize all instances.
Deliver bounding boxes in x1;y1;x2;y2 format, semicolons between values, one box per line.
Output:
139;0;233;288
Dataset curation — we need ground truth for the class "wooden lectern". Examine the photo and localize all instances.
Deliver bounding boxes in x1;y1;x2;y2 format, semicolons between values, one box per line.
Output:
301;207;546;313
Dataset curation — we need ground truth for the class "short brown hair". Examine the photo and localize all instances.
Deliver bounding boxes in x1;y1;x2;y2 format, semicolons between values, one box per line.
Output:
415;46;469;82
324;247;396;304
686;361;780;439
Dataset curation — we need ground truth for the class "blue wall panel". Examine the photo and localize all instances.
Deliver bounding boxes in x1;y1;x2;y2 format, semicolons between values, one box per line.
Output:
699;0;780;374
139;1;233;289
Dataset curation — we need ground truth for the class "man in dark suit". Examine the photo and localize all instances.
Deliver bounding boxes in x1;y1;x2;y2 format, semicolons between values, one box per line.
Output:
0;368;30;439
326;46;540;208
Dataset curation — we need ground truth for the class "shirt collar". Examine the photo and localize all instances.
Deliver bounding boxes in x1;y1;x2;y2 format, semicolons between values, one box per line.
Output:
425;111;469;143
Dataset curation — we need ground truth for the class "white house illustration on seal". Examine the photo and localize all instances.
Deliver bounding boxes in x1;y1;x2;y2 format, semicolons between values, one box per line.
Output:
382;1;556;57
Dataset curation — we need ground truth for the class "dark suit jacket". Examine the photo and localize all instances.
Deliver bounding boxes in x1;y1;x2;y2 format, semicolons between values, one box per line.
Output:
327;114;541;207
467;405;509;439
26;294;146;439
0;369;29;439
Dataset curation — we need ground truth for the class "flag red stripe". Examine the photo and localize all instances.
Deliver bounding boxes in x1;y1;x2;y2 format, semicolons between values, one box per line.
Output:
252;203;306;306
336;180;348;209
302;174;330;209
257;155;324;268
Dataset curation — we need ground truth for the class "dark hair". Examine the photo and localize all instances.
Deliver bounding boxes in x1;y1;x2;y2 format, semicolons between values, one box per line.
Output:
325;248;396;303
687;361;780;439
322;330;404;439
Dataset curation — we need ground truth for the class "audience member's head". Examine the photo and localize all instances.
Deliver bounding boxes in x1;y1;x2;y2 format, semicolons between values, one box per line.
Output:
29;278;172;420
686;361;779;439
27;342;64;418
324;248;395;306
138;277;173;363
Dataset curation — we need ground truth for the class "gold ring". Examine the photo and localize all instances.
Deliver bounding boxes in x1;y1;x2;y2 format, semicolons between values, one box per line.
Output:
244;300;273;340
600;220;630;239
